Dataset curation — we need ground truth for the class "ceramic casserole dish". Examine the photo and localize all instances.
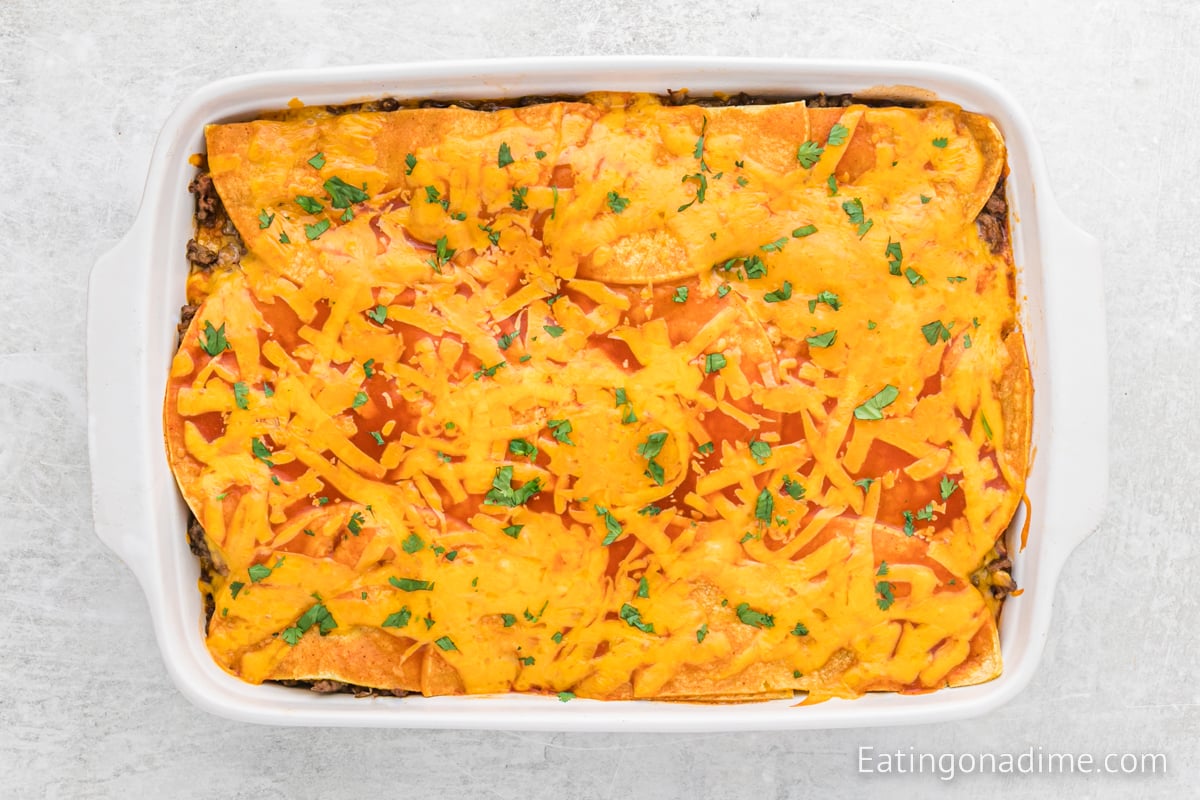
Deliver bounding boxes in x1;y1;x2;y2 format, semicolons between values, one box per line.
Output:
86;56;1106;730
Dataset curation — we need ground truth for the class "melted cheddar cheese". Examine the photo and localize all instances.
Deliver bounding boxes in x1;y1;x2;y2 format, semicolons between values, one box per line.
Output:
165;93;1031;702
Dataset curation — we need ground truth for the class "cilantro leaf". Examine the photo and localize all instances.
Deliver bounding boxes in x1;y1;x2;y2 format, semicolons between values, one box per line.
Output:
401;532;424;554
366;304;388;324
543;324;565;338
363;358;376;378
535;150;547;160
389;576;434;592
921;320;952;345
233;382;249;410
876;561;889;576
323;176;369;208
637;577;649;598
307;152;325;170
352;391;368;409
764;282;793;303
905;267;927;286
826;122;849;146
295;195;324;214
434;636;457;651
497;331;517;350
806;330;837;348
697;441;715;456
902;510;915;537
258;209;274;229
347;511;365;535
510;186;528;210
199;321;228;357
796;140;824;168
841;197;873;236
636;432;668;460
383;607;411;628
501;524;523;539
696;623;708;643
251;437;274;466
754;487;774;524
599;508;623;546
509;438;538;459
735;602;774;629
304;219;331;240
920;194;931;204
749;440;771;465
704;352;727;373
781;475;805;500
792;224;817;238
827;174;838;196
606;191;630;214
619;603;655;634
547;418;574;445
557;691;574;702
932;137;948;148
760;237;787;253
404;153;416;175
229;581;245;599
673;286;689;303
886;241;903;276
808;291;841;313
854;385;899;421
483;465;542;507
876;581;895;610
501;613;516;627
790;621;809;636
497;142;514;168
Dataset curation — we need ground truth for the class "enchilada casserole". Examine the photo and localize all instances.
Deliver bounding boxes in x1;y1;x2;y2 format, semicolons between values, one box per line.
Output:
165;91;1030;702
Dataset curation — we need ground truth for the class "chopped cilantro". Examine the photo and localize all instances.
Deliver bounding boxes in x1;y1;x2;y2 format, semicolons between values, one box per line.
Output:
704;352;727;373
363;358;376;378
557;691;574;702
637;577;649;598
877;561;889;576
735;602;774;629
855;477;876;492
497;331;518;350
497;142;514;168
619;603;655;634
932;137;948;148
258;209;274;229
920;194;931;204
510;186;528;210
781;475;805;500
543;324;565;338
826;122;849;146
295;195;324;214
806;330;837;348
760;237;787;253
606;191;630;214
697;441;715;456
826;174;838;195
638;504;663;516
841;197;873;237
796;140;824;168
547;418;574;445
483;465;542;507
366;304;388;324
754;487;774;524
230;581;245;599
389;576;434;592
921;320;952;345
370;431;384;446
808;291;841;313
509;438;538;459
902;510;916;537
383;607;411;628
885;241;903;276
199;321;228;357
251;437;274;466
347;511;365;535
401;532;424;554
749;440;772;465
717;284;731;298
905;267;927;286
352;391;368;409
434;636;457;652
854;385;899;421
876;581;896;610
672;286;689;303
404;153;417;175
790;621;809;636
696;623;708;643
501;524;523;539
535;149;547;160
304;219;331;240
764;281;793;303
233;382;249;410
324;176;369;208
792;224;817;238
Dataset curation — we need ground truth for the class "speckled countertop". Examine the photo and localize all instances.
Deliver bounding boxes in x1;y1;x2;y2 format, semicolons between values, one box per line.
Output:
2;1;1195;797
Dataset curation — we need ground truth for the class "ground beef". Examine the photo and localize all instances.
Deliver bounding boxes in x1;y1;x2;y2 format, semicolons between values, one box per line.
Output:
275;679;409;698
177;304;197;346
187;172;221;228
976;179;1009;254
186;239;218;267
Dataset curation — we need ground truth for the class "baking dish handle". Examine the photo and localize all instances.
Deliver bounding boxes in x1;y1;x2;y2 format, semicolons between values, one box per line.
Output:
87;224;156;584
1038;204;1108;569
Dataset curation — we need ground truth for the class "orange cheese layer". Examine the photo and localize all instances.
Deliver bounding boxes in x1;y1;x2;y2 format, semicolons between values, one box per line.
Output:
165;93;1030;701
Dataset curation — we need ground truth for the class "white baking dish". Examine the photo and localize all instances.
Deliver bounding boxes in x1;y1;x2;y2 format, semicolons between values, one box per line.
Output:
87;57;1106;731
